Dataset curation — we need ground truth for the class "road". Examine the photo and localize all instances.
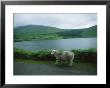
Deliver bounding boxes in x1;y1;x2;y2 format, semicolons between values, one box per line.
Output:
14;61;97;75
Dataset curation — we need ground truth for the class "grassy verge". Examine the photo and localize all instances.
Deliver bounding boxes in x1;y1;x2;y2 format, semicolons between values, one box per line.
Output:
14;48;97;63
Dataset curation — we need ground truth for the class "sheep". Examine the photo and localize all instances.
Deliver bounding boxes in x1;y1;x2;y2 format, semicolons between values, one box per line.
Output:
51;50;74;66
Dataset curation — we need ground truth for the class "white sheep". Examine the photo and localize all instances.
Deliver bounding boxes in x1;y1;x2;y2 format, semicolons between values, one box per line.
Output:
51;50;74;66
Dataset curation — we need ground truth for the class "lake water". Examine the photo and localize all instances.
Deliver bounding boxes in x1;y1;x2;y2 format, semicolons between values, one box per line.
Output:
14;38;97;51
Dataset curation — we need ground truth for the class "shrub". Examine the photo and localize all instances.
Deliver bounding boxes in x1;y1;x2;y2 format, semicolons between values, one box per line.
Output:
14;48;54;61
71;49;97;63
14;48;97;63
14;48;32;59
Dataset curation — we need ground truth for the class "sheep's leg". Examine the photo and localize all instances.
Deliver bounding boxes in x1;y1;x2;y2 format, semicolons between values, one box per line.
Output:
55;59;60;64
69;56;74;66
69;60;73;66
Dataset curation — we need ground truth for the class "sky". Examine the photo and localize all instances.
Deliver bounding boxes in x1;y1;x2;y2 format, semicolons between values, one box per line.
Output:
14;13;97;29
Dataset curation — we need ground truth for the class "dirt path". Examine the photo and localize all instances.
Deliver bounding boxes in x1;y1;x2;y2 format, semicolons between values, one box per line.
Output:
14;61;97;75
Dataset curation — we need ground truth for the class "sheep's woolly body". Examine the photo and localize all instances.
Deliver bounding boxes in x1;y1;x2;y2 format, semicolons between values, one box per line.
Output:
51;50;74;66
61;51;74;60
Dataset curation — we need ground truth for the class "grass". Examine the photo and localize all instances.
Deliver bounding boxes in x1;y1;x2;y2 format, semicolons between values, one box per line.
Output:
14;48;97;63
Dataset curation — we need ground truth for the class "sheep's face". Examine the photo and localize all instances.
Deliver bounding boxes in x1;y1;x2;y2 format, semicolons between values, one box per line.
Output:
51;50;57;55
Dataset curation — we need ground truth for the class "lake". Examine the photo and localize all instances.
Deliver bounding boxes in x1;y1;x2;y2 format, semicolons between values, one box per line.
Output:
14;38;97;51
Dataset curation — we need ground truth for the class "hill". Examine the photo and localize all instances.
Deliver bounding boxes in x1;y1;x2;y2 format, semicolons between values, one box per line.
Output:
14;25;97;42
57;25;97;38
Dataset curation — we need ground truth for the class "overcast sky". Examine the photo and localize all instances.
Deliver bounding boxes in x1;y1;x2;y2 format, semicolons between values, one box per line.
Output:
14;13;97;29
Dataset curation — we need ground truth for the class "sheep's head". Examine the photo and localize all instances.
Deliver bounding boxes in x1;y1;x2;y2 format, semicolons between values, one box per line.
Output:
51;50;58;55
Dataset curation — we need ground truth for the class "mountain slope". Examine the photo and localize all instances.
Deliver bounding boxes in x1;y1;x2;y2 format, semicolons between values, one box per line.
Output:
57;25;97;38
14;25;97;41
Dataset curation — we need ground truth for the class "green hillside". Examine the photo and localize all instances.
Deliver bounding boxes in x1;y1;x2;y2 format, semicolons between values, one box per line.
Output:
57;25;97;38
14;25;97;42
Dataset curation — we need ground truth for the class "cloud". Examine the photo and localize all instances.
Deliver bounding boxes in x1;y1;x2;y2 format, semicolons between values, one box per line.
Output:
14;13;97;29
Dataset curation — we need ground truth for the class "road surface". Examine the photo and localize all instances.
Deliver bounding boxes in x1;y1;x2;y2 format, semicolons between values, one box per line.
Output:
14;61;97;75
